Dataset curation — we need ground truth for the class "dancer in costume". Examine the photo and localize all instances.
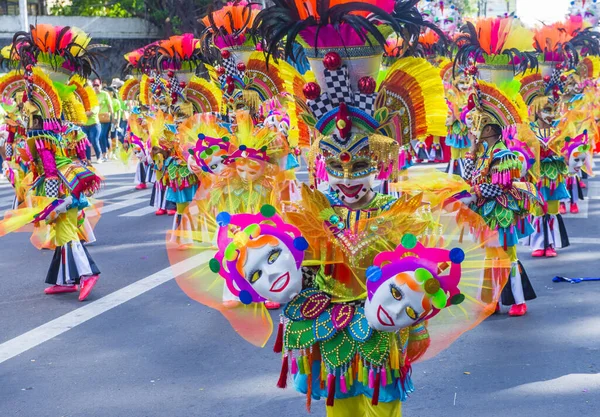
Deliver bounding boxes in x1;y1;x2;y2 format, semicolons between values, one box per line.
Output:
0;24;103;300
461;79;539;317
525;24;581;257
170;2;511;417
454;16;542;316
444;66;476;176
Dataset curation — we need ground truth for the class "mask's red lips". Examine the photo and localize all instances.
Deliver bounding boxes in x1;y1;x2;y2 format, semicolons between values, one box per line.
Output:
337;184;363;198
270;272;290;292
377;305;395;327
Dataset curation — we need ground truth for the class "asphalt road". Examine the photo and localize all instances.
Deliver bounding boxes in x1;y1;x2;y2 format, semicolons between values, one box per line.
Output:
0;160;598;417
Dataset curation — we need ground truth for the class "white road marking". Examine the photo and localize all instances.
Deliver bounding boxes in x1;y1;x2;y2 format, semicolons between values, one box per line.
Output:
0;251;212;365
112;191;150;201
119;205;156;217
569;237;600;244
100;198;147;214
94;185;136;199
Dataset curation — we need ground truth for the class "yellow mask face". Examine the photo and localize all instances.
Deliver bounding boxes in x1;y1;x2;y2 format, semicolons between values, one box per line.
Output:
469;109;494;139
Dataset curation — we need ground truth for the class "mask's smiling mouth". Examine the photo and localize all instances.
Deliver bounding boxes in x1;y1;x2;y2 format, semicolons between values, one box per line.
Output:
270;272;290;293
377;305;395;327
337;184;363;198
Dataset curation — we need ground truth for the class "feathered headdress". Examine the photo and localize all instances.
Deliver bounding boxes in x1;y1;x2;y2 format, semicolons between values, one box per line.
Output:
469;80;529;133
11;24;98;80
156;34;208;76
254;0;424;62
454;17;538;81
201;1;260;50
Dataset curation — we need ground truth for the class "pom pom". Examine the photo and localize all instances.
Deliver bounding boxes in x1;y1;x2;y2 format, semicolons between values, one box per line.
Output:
208;258;221;273
323;52;342;70
216;211;231;226
216;67;225;76
357;76;376;94
167;70;174;78
451;293;465;305
449;248;465;264
221;50;231;59
198;133;205;140
239;145;247;151
424;278;441;294
237;62;246;72
260;204;276;218
303;82;321;100
414;267;433;283
293;237;309;251
239;290;253;305
401;234;417;249
366;266;382;282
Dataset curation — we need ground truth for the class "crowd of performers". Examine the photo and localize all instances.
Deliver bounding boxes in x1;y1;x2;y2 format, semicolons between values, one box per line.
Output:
1;0;600;415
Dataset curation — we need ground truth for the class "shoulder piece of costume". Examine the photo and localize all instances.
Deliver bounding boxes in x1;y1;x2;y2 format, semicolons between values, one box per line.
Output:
119;78;140;102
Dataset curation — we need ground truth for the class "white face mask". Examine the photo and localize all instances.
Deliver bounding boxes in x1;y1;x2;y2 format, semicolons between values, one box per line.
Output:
365;272;426;332
539;109;556;125
242;239;302;303
236;158;266;182
205;154;227;175
568;152;587;174
328;174;375;205
464;111;474;129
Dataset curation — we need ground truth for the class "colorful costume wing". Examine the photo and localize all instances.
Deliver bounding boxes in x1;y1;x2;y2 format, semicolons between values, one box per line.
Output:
390;169;470;208
168;206;273;348
411;203;511;361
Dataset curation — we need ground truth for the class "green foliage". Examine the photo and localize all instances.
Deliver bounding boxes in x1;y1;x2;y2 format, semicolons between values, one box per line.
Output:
49;0;213;36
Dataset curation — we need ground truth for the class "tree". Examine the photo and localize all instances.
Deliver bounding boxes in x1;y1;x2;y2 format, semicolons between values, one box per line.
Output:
50;0;214;36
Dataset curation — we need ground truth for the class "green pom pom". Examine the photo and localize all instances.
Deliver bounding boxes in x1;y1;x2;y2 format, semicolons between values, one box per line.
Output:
222;136;230;142
451;293;465;305
260;204;276;218
401;234;417;250
414;267;432;283
209;258;221;273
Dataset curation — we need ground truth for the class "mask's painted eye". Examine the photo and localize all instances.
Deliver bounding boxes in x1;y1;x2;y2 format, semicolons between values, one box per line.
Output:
267;248;281;265
406;306;418;320
210;164;218;170
249;270;262;284
390;284;403;301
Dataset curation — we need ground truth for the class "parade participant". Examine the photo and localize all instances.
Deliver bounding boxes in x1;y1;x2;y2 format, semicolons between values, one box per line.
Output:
527;25;578;257
562;131;593;214
0;24;103;300
462;80;540;316
444;65;476;176
170;2;511;417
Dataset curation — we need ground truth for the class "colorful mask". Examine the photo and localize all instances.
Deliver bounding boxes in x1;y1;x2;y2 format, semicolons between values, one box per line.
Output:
192;133;231;175
563;131;592;175
364;234;465;332
210;205;308;304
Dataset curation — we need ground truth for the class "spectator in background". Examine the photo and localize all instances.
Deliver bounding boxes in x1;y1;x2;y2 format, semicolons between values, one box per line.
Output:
107;87;122;160
82;80;102;163
111;78;129;146
93;79;114;162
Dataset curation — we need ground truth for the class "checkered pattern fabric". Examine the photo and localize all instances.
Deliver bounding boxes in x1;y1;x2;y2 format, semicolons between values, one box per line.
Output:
324;67;353;107
354;92;376;115
45;178;60;198
308;93;334;121
462;158;475;181
218;57;242;85
479;183;503;199
5;143;13;158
